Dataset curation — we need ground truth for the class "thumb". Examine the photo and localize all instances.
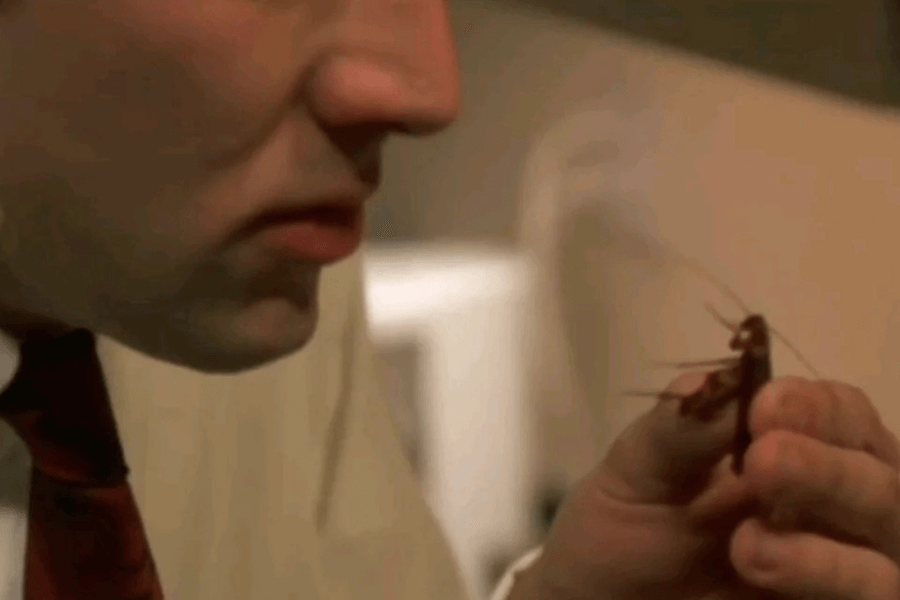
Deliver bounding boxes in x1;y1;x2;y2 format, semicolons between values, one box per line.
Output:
597;371;740;504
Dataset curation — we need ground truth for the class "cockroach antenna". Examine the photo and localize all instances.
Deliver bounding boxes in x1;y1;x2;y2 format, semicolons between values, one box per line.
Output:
768;326;820;378
704;302;739;332
669;248;820;378
666;248;752;316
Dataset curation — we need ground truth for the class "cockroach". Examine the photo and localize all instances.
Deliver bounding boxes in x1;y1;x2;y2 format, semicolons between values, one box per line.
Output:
651;306;771;474
630;257;818;475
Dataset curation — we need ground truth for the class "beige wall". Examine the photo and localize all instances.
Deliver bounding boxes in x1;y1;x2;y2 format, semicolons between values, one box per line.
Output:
371;0;900;489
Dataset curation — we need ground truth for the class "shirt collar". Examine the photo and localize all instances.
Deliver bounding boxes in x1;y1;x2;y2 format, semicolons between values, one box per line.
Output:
0;330;20;393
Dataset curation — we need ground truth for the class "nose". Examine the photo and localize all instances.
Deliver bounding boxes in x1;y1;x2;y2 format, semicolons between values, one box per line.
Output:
305;0;462;138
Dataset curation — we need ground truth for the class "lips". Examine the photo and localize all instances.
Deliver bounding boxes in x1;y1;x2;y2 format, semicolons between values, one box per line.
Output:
253;203;361;229
250;202;365;264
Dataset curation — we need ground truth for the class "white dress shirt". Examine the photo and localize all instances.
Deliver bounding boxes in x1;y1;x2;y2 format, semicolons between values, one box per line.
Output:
0;331;28;600
488;547;543;600
0;322;537;600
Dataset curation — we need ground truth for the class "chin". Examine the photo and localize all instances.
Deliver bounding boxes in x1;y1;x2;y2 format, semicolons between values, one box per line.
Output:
107;297;321;374
177;325;318;373
179;337;316;373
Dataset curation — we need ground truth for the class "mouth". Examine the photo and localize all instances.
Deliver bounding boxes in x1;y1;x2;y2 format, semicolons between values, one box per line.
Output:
223;185;370;266
250;199;365;264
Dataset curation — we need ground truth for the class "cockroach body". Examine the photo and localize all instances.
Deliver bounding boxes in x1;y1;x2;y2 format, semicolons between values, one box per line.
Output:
659;313;771;474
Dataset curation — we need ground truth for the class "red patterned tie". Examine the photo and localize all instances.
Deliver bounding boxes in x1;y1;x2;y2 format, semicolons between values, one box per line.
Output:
0;329;163;599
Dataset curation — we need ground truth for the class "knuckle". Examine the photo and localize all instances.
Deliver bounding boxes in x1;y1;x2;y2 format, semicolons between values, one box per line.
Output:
868;466;900;542
820;447;847;494
812;539;897;600
822;379;881;447
888;433;900;468
825;542;853;591
745;430;803;499
751;376;819;437
862;556;900;600
881;465;900;511
822;379;867;399
811;537;870;598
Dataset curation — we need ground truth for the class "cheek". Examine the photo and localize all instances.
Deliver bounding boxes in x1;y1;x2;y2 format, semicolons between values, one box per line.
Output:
0;2;288;263
0;1;320;314
0;164;246;342
0;174;191;293
7;0;291;168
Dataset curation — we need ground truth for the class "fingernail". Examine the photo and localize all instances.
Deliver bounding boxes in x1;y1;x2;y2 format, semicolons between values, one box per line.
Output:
747;524;780;572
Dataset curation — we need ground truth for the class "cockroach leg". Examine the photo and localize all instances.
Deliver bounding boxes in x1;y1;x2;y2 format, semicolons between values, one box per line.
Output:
680;368;741;421
650;357;740;369
624;390;688;402
627;368;739;421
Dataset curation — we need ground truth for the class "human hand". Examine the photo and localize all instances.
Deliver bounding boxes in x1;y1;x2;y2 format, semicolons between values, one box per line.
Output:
514;373;900;600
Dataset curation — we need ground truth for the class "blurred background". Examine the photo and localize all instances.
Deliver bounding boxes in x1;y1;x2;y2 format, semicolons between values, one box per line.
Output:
360;0;900;598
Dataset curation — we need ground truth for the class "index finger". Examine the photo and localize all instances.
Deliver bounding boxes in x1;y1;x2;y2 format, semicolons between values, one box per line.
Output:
749;377;900;468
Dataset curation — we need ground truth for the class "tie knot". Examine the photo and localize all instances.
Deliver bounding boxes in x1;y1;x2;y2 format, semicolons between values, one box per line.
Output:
0;329;128;485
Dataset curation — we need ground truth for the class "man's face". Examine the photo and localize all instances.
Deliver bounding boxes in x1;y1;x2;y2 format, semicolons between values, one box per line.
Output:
0;0;460;371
